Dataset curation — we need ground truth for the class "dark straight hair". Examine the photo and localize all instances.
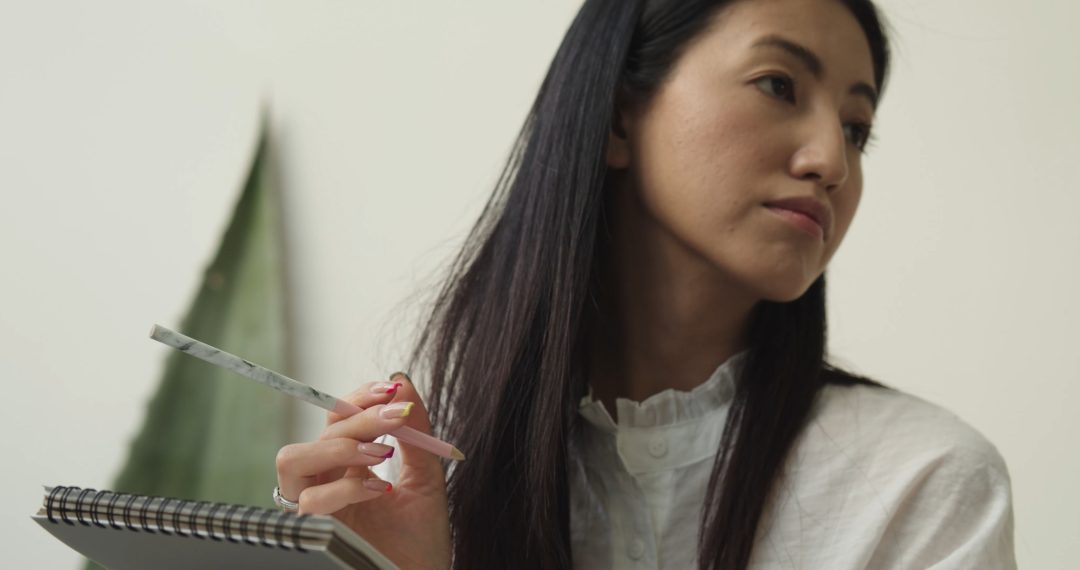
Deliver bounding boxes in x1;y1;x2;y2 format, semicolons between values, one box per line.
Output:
408;0;893;568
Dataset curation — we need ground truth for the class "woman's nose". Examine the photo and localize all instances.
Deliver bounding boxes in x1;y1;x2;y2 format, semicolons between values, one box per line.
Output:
788;116;849;191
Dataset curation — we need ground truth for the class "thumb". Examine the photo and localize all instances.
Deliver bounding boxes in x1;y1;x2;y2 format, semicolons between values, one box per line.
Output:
387;372;447;484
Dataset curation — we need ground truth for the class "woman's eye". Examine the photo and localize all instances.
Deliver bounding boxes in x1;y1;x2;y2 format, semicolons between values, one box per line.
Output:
755;74;796;103
844;122;876;153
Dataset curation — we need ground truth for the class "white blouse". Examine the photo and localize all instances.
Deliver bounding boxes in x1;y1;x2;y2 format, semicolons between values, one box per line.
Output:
567;350;1017;569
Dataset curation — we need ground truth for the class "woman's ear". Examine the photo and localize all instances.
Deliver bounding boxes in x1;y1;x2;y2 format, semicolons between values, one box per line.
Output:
606;100;633;170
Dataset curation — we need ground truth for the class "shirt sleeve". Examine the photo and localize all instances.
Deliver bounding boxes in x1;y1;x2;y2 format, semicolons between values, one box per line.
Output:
866;437;1017;570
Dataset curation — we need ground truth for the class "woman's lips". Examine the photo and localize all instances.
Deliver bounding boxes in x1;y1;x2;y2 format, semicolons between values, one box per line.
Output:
765;205;825;240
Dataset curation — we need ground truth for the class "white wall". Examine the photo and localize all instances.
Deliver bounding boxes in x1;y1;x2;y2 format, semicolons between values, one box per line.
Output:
1;1;1075;567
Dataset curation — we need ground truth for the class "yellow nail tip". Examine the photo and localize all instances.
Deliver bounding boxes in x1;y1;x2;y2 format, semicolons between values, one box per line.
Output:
400;402;414;417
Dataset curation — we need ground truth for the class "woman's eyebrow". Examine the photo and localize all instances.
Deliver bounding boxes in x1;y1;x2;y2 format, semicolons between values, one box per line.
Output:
751;34;878;110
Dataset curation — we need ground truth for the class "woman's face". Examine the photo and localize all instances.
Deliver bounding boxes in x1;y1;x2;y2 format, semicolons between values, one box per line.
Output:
609;0;878;302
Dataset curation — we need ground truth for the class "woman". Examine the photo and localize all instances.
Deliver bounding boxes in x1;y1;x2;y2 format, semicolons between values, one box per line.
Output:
274;0;1016;567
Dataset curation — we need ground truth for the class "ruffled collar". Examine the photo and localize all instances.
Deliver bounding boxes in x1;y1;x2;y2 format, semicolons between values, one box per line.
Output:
578;349;749;432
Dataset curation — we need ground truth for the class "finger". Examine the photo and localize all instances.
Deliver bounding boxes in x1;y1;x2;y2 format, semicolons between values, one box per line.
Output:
387;372;446;483
277;439;395;479
275;439;395;501
320;403;414;443
388;373;435;435
325;381;404;426
297;475;394;515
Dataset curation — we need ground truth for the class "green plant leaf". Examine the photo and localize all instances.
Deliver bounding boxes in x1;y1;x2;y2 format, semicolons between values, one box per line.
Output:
85;119;293;569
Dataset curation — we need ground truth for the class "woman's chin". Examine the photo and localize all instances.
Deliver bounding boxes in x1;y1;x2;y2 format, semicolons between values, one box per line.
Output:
751;274;821;304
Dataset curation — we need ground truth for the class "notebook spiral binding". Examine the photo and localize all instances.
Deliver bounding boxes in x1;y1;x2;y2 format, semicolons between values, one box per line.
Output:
44;486;310;552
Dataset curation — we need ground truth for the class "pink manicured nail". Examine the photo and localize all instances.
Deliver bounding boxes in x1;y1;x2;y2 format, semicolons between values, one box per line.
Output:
379;402;413;419
357;442;395;458
370;382;401;395
362;478;393;493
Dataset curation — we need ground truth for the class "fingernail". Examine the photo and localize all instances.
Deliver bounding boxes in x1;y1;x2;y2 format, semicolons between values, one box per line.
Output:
379;402;413;419
362;478;393;493
357;442;395;459
389;371;411;383
369;381;401;395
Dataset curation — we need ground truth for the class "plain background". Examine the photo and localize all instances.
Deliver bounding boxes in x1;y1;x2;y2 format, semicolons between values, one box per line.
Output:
2;0;1076;567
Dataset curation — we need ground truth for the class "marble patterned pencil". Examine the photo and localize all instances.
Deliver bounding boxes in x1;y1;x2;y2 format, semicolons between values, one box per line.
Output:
149;324;465;461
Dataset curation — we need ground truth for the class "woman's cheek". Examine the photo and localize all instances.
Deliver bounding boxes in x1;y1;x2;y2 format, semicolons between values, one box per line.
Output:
824;184;862;264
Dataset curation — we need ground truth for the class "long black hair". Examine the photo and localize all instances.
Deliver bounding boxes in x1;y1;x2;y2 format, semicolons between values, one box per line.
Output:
408;0;892;567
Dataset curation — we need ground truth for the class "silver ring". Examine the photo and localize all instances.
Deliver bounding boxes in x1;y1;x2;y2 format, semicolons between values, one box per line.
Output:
272;486;299;512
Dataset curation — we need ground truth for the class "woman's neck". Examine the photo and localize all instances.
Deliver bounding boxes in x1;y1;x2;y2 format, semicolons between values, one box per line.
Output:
587;188;757;415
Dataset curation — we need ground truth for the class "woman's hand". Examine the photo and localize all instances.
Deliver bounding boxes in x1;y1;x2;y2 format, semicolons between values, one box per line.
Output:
275;373;451;570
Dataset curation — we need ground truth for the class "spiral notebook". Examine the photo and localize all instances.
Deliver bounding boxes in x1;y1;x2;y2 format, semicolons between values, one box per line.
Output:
33;486;398;570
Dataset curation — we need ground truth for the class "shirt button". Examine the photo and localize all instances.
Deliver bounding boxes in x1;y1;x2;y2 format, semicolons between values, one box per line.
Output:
628;537;645;560
648;436;667;458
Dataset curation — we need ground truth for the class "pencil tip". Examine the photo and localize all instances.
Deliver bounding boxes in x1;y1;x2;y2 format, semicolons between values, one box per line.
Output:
450;448;466;461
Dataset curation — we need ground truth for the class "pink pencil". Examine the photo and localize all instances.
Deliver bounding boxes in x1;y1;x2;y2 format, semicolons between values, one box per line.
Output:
150;324;465;461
